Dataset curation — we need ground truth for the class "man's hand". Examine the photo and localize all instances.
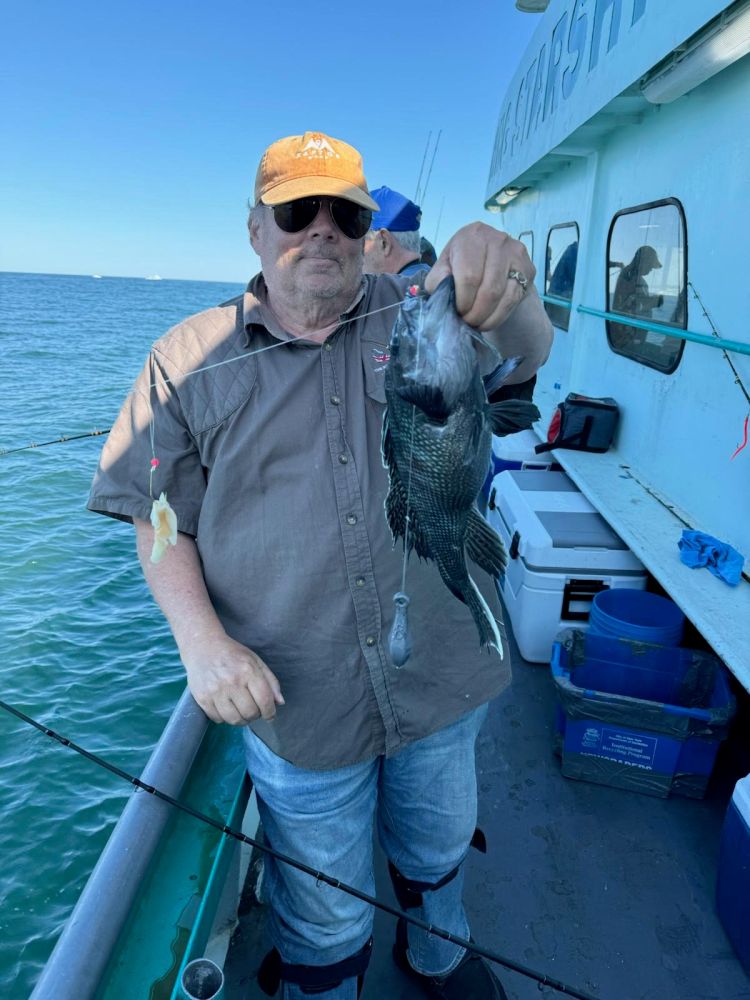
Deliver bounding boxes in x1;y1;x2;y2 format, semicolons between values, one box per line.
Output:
425;222;536;330
181;629;285;726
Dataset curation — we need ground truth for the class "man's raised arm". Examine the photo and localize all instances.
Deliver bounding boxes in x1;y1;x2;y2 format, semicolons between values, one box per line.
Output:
425;222;553;384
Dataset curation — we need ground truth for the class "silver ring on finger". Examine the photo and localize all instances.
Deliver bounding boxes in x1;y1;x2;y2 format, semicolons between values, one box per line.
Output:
507;269;529;293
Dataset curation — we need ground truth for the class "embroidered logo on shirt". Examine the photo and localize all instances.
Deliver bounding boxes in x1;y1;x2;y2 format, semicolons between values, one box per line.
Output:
371;345;390;374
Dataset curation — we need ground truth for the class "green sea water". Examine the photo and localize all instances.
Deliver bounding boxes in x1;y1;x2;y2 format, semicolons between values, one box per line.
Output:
0;271;245;997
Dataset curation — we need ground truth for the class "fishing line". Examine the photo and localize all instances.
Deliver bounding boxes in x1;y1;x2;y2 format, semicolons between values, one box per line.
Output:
389;287;427;667
0;696;599;1000
400;298;422;592
0;300;404;459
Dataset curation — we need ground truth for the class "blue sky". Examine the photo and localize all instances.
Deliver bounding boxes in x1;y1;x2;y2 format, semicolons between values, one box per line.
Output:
1;1;538;282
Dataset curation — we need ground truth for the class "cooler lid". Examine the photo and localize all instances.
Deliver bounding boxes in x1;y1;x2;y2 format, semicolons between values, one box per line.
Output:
511;470;579;492
491;429;546;465
492;469;645;573
537;511;628;550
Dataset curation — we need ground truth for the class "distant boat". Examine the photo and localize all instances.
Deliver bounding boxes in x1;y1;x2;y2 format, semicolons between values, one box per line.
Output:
91;274;102;279
145;274;162;281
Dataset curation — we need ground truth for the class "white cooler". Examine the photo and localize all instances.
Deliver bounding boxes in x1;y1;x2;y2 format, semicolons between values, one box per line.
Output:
487;469;647;663
490;429;558;472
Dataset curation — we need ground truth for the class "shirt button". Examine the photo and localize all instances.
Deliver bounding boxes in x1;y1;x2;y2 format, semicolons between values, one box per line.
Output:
346;514;357;525
324;342;333;351
365;636;377;647
355;577;366;587
330;395;341;405
338;454;348;464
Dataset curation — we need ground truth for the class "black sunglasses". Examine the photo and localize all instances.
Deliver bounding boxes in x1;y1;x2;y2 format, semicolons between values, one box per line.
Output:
271;197;372;240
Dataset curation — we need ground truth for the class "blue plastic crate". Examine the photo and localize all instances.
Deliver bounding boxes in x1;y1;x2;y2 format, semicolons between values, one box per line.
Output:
551;629;735;798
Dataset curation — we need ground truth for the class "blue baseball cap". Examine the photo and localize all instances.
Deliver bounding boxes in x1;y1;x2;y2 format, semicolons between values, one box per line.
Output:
369;186;422;232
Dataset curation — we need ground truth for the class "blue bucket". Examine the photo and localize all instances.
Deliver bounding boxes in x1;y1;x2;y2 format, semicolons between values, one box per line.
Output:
589;589;685;646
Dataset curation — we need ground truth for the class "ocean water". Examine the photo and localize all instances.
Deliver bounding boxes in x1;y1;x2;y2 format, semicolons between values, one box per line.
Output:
0;272;246;997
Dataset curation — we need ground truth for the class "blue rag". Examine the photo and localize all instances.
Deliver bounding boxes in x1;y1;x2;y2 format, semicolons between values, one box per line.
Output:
678;530;745;586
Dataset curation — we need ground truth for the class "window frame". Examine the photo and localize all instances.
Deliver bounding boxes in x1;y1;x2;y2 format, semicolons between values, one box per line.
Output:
544;221;579;332
605;198;688;375
518;230;534;265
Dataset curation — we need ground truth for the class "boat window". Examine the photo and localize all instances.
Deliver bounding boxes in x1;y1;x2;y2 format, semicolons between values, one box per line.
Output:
606;200;687;373
518;230;534;265
544;223;579;331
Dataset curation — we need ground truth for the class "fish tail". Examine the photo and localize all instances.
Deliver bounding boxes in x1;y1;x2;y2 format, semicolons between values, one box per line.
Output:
433;549;504;658
465;573;505;659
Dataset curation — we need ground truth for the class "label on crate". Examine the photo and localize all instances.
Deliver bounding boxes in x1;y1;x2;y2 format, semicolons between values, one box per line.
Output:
565;720;682;772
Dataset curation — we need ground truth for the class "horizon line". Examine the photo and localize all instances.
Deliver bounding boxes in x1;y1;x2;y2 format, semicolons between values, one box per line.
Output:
0;269;248;285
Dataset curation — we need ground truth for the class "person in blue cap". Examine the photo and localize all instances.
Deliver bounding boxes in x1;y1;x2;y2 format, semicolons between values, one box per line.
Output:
363;186;430;277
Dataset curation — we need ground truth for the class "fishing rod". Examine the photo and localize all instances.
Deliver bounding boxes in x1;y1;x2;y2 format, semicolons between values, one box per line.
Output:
0;696;600;1000
420;128;442;206
414;130;433;205
0;428;112;457
688;280;749;465
688;280;750;407
433;195;446;249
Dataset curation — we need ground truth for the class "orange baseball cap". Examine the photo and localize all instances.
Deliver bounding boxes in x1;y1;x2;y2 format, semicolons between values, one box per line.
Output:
254;132;379;211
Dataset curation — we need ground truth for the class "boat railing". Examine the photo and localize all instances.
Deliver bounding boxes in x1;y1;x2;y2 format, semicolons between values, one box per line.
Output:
30;687;216;999
538;294;749;356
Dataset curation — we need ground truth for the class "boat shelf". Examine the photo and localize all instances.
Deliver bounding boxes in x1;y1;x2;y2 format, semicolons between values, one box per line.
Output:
541;441;750;694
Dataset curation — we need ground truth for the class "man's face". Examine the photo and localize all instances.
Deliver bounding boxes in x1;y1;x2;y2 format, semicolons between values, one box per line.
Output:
250;198;364;303
363;229;388;274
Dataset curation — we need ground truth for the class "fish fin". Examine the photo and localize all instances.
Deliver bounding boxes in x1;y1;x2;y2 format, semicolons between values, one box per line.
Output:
385;481;431;559
466;573;505;659
488;399;540;437
382;414;407;543
482;356;524;396
381;413;431;559
397;384;451;421
466;508;508;576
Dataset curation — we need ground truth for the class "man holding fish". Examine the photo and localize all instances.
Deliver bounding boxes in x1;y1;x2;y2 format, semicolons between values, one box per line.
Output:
89;131;552;1000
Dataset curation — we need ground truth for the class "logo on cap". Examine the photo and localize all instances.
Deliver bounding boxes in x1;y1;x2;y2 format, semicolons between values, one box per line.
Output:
296;135;340;160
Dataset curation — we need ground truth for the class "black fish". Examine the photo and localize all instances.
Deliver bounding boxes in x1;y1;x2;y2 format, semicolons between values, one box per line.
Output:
382;276;540;658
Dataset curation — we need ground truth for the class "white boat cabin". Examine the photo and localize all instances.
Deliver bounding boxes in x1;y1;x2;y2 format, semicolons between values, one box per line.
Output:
486;0;750;689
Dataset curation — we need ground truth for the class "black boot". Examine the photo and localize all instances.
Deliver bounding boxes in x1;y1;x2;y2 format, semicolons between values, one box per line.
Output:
392;918;507;1000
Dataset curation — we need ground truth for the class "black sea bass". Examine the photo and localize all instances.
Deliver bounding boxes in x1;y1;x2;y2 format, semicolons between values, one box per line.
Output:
382;276;539;657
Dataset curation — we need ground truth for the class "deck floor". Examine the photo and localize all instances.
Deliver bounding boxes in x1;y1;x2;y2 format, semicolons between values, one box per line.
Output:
224;629;750;1000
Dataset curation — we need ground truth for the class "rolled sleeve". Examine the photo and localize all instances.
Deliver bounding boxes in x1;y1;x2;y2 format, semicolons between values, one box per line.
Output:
88;352;206;536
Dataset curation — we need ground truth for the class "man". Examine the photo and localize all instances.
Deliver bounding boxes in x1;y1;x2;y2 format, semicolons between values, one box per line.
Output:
88;131;552;1000
420;235;438;267
611;244;664;349
363;185;429;277
613;245;663;319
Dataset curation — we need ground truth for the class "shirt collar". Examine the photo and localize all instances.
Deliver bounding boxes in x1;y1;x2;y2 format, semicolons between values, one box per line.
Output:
242;273;368;346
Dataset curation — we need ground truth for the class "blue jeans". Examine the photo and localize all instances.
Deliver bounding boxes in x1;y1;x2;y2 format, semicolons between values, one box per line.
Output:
243;704;488;1000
